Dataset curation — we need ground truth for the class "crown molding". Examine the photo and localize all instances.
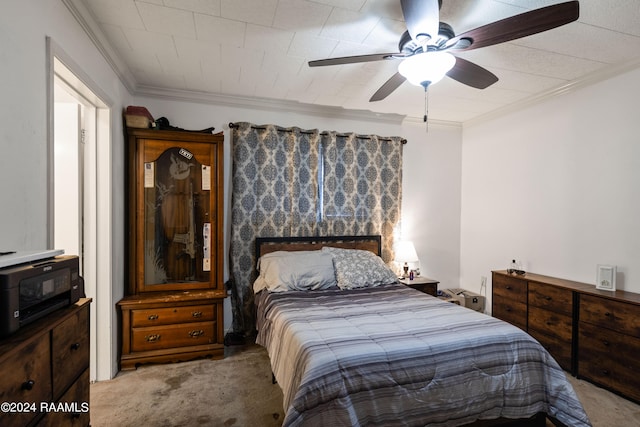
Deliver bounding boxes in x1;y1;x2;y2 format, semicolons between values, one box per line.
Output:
464;57;640;129
135;85;408;125
62;0;137;94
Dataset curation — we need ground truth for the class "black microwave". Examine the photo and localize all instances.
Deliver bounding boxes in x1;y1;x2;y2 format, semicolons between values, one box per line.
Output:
0;255;83;337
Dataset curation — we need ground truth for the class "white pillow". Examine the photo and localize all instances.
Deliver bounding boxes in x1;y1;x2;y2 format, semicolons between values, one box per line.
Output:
321;246;398;289
253;250;337;293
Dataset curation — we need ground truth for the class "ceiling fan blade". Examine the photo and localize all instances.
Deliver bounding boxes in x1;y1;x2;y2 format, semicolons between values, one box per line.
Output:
448;0;579;51
370;72;406;102
447;57;498;89
401;0;440;44
309;53;404;67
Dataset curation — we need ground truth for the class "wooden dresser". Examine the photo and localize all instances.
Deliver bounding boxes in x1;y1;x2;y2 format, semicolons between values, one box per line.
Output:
578;292;640;402
492;270;640;403
0;298;91;427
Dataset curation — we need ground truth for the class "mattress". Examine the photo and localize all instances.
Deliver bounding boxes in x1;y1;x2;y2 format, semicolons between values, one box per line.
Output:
255;283;591;427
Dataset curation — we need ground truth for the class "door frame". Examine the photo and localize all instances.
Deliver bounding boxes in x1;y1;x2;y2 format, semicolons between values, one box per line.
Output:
46;37;114;381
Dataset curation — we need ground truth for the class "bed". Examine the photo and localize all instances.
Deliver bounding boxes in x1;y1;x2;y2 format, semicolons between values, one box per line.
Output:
253;235;591;427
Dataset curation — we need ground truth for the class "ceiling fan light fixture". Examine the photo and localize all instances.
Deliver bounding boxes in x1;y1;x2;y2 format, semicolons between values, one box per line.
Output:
398;51;456;87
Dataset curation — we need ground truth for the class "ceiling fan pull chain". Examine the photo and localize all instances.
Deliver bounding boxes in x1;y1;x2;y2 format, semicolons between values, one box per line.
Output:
424;86;429;132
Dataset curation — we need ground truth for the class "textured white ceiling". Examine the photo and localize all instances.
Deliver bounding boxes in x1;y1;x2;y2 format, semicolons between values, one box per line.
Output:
76;0;640;124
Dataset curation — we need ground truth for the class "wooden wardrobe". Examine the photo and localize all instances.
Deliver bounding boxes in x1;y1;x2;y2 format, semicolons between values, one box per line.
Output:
117;127;225;370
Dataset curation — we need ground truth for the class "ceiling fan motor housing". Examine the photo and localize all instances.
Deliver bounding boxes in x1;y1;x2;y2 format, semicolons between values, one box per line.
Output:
399;22;455;55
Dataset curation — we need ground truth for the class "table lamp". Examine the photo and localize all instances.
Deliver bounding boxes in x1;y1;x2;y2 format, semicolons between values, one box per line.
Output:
395;241;419;278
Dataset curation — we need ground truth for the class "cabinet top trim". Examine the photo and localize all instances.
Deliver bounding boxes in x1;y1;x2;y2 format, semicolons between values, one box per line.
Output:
127;127;224;142
493;270;640;306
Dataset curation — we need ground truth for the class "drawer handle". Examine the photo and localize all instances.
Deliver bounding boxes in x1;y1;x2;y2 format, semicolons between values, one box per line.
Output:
545;296;552;301
604;312;611;317
71;413;81;419
148;314;159;321
71;342;81;351
505;286;512;290
192;311;203;318
602;369;610;376
145;334;161;343
22;380;35;391
189;329;205;338
602;340;610;347
505;307;512;312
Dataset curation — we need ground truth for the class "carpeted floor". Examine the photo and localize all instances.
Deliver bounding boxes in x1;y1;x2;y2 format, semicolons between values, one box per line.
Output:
91;345;284;427
91;344;640;426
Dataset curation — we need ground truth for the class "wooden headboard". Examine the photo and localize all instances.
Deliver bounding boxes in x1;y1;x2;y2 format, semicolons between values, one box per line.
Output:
255;235;382;261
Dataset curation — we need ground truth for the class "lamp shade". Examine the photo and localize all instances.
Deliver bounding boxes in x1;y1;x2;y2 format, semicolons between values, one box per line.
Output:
398;52;456;87
395;241;419;264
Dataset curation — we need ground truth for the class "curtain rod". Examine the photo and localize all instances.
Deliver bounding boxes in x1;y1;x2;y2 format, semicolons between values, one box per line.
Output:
228;122;314;134
229;122;407;144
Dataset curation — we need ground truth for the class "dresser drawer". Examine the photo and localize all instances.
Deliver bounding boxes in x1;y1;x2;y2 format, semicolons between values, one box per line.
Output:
131;321;216;352
0;335;51;427
528;306;572;341
580;294;640;337
52;303;90;399
492;299;527;330
131;304;215;327
578;321;640;401
39;368;90;427
528;281;573;315
492;274;527;305
528;306;573;371
528;328;572;371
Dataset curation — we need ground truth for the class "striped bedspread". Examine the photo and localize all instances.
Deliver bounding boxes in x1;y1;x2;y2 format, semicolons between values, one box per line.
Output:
256;283;591;427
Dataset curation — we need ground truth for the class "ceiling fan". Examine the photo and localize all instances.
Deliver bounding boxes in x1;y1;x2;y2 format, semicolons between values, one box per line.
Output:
308;0;580;103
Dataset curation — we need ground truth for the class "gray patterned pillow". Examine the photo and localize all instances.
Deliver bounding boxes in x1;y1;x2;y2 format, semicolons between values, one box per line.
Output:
321;247;398;289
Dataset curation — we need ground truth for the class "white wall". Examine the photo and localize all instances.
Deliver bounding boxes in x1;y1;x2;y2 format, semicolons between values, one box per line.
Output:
460;66;640;307
134;96;464;329
1;1;132;379
1;1;129;249
401;122;462;289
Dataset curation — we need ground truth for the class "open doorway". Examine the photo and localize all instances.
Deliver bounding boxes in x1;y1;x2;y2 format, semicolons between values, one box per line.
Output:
48;38;113;381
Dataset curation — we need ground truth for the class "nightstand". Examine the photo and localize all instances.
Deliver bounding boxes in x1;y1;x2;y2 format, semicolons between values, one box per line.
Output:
399;277;439;297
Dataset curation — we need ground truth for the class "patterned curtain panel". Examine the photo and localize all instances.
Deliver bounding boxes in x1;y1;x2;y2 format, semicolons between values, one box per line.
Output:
229;122;320;334
229;123;404;336
320;132;403;263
